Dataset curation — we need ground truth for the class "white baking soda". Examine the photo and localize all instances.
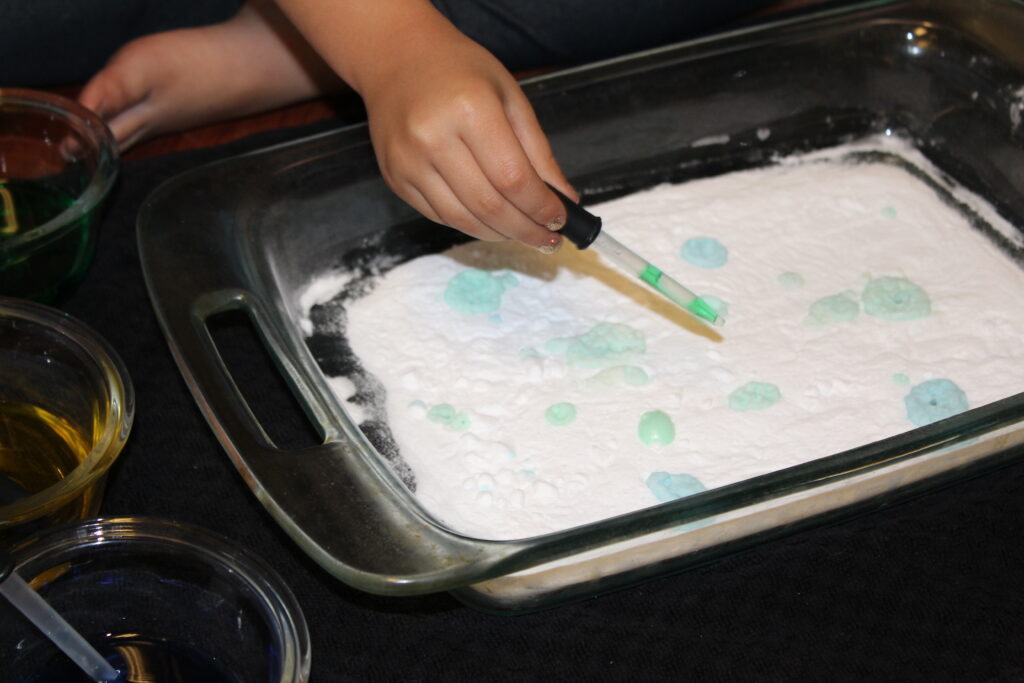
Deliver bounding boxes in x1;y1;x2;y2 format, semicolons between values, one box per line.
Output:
302;136;1024;540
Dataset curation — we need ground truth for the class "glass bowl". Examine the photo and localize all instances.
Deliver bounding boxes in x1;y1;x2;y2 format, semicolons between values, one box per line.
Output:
0;297;133;546
0;88;119;303
1;517;311;683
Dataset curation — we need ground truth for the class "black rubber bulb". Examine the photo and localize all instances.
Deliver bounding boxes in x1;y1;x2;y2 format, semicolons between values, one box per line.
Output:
546;183;602;249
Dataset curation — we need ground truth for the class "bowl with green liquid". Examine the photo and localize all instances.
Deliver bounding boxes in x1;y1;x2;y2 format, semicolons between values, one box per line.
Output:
0;88;118;303
0;298;133;547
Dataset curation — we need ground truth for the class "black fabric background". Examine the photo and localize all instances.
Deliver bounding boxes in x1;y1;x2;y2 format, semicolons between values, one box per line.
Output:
54;118;1024;682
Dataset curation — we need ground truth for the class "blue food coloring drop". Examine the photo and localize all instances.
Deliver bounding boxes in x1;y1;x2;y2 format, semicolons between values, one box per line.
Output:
443;269;518;315
806;292;859;325
426;403;471;430
904;378;968;427
586;365;651;388
862;276;931;321
545;402;578;426
728;381;782;411
680;237;729;269
646;472;706;503
545;322;645;368
777;271;805;290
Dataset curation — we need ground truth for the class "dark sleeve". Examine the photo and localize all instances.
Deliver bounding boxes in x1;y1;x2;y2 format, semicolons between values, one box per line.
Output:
431;0;778;71
0;0;244;87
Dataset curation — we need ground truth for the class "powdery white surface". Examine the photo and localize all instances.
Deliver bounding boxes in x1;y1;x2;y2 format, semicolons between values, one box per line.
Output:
307;137;1024;540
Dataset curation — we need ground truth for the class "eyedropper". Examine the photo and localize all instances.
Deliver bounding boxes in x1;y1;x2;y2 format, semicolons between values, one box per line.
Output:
547;185;724;327
1;548;121;682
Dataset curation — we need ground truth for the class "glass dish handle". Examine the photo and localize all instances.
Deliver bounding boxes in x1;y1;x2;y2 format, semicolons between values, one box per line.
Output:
153;281;528;595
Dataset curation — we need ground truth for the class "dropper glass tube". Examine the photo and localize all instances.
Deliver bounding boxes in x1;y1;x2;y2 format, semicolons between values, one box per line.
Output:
547;184;724;327
591;231;723;326
0;550;120;682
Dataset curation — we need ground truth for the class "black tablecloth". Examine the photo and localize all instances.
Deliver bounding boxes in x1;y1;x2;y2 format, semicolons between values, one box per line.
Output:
62;121;1024;682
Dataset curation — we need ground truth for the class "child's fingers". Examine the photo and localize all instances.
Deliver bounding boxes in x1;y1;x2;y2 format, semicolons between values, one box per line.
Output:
389;165;507;242
78;64;152;151
503;86;577;203
433;140;562;249
460;100;569;241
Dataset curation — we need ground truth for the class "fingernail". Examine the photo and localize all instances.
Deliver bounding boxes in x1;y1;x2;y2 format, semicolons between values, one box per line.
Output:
545;215;566;231
536;234;563;255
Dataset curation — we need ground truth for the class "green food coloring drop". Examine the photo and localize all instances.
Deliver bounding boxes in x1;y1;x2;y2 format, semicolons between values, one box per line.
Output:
443;269;518;315
426;403;471;431
545;322;645;368
638;410;675;446
806;292;859;325
892;372;910;386
904;378;968;427
777;271;805;290
699;295;729;319
881;206;898;219
645;472;706;503
862;276;931;321
588;365;650;388
728;381;782;411
544;402;577;426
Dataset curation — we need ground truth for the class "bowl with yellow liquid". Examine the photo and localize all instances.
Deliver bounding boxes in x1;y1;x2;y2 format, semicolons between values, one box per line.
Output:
0;298;133;546
0;88;118;304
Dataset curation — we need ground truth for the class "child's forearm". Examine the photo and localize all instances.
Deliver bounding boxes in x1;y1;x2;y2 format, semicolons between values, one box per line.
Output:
272;0;574;249
272;0;457;97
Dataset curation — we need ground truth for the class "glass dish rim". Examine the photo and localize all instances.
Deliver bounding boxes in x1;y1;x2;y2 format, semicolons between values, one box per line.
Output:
135;0;1024;602
9;515;312;683
0;87;119;256
0;297;135;523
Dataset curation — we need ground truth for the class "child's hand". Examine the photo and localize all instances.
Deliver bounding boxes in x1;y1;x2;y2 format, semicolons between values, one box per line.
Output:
276;0;576;250
360;30;575;249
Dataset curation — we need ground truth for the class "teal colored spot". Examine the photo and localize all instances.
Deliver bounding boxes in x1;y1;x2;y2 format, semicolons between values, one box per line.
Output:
862;276;931;321
728;381;782;411
904;378;968;427
545;402;578;426
443;269;518;315
620;366;650;386
681;237;729;269
892;373;910;386
646;472;706;503
881;206;898;219
638;410;676;446
546;322;646;368
426;403;471;431
587;365;650;388
806;292;860;325
700;295;729;319
519;346;540;359
488;313;503;324
777;271;805;290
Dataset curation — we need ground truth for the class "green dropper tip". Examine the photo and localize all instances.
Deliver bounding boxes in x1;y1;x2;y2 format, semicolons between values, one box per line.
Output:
686;296;720;324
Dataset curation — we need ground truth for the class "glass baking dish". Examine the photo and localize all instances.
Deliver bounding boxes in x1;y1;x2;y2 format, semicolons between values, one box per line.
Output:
139;0;1024;612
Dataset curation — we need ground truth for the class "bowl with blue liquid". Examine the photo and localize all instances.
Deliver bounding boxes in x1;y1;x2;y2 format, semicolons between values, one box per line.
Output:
0;88;118;304
0;517;311;683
